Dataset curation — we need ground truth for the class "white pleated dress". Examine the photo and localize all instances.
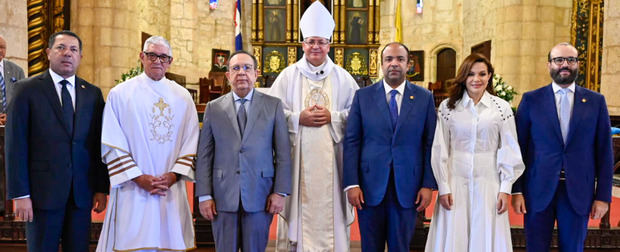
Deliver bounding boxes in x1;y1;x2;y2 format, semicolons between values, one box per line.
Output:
425;92;524;252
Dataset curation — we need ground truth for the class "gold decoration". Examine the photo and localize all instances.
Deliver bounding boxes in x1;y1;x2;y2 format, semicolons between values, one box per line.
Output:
286;0;292;41
253;46;262;75
304;85;330;109
345;52;368;75
570;0;604;91
335;48;344;67
28;0;69;76
150;97;174;144
263;50;286;74
369;48;378;77
252;0;258;40
258;0;264;41
582;98;587;103
288;47;297;66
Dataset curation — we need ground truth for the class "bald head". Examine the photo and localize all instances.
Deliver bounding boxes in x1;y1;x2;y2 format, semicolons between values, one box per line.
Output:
548;42;578;62
0;35;6;61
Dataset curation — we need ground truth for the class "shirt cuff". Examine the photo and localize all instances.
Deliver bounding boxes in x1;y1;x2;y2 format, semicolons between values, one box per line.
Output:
199;195;213;202
344;185;359;192
277;192;288;197
13;195;30;200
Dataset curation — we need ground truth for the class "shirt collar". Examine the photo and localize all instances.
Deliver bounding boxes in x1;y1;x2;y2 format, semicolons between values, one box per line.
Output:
461;91;491;108
233;88;255;102
383;79;406;96
552;82;575;94
49;69;76;87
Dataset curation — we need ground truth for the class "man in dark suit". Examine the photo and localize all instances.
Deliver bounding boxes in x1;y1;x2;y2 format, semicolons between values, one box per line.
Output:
5;30;109;252
196;50;291;252
343;42;437;252
512;42;614;251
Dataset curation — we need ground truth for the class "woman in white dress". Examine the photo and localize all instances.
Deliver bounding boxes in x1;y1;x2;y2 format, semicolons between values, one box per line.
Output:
425;53;525;252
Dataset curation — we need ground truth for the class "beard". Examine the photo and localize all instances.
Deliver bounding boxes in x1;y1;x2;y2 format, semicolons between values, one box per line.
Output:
550;67;578;85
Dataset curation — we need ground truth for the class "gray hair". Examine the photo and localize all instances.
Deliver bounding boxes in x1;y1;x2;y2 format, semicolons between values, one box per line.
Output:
143;36;172;57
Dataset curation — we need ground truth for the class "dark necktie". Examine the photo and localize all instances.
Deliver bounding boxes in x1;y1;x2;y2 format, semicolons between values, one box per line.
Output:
389;89;399;129
60;80;74;134
237;98;247;136
0;73;6;113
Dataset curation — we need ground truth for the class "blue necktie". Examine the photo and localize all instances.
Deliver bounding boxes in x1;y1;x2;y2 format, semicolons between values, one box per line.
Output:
60;80;74;134
0;73;6;113
237;98;247;136
558;88;570;144
389;89;399;129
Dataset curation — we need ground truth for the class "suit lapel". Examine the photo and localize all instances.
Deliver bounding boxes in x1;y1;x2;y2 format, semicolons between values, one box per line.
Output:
543;84;564;144
565;86;585;146
394;82;418;136
242;90;264;143
374;82;393;132
73;78;87;137
223;93;242;141
40;72;71;137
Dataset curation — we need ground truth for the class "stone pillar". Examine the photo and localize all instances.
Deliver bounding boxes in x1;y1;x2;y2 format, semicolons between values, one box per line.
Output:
0;0;28;75
600;0;620;115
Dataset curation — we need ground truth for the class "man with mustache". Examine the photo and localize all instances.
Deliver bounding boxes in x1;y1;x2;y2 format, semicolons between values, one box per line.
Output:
343;42;437;252
511;42;614;251
269;2;359;251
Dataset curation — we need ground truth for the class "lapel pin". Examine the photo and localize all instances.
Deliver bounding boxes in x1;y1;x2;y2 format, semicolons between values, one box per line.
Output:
81;85;85;89
410;95;414;100
582;98;586;103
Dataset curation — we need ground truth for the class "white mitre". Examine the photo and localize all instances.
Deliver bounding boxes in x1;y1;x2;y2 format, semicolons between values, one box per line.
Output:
300;1;335;40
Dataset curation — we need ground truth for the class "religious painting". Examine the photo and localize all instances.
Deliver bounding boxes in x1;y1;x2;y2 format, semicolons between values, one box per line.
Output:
344;48;368;76
346;11;367;44
347;0;367;8
407;50;424;81
262;47;287;75
211;49;230;72
265;0;285;6
264;8;286;42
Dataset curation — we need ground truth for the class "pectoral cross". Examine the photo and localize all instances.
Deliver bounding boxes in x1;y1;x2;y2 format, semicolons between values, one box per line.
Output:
154;97;169;115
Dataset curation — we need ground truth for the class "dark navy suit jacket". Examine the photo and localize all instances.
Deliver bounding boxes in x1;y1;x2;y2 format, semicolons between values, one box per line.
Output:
5;70;109;210
512;84;613;215
343;81;437;208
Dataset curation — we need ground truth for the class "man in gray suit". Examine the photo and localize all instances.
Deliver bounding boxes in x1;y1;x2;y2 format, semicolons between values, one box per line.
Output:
196;50;292;252
0;35;26;124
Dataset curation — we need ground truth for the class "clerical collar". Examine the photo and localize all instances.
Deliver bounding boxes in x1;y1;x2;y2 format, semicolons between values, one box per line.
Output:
297;55;335;81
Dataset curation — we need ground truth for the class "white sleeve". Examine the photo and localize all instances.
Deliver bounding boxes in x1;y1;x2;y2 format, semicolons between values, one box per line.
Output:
431;102;452;196
328;74;358;144
496;105;525;194
170;99;199;182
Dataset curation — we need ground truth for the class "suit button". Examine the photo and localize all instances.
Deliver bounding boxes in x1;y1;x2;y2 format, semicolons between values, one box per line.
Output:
236;170;240;174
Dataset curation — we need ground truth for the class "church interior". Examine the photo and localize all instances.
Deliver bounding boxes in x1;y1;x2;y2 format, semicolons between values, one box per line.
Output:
0;0;619;250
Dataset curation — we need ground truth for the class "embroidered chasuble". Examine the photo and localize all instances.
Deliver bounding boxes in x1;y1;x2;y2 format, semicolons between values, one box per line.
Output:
96;73;199;252
300;76;336;249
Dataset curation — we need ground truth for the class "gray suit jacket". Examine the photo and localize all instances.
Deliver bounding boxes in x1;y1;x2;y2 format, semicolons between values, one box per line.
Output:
3;59;26;106
196;90;292;213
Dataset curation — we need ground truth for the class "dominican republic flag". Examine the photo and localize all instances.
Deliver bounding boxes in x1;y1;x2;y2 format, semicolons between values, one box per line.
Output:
209;0;218;10
234;0;243;51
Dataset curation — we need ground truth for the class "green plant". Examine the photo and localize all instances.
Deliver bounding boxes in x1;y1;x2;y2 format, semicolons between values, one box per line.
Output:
492;74;517;104
115;61;143;84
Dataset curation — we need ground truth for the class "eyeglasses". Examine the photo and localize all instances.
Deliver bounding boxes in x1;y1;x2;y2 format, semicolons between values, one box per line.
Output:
303;39;329;47
143;52;172;63
230;64;255;73
550;57;578;65
53;45;80;54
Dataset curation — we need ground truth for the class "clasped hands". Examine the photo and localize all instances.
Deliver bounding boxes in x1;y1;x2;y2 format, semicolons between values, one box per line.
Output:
133;172;178;196
300;105;331;127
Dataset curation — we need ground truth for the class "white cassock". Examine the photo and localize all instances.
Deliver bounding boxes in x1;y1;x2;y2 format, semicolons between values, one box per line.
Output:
425;92;524;252
96;73;199;252
269;56;358;252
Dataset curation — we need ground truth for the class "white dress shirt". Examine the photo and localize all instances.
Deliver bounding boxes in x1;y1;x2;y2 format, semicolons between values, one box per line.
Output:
383;79;406;114
49;69;77;110
551;82;575;119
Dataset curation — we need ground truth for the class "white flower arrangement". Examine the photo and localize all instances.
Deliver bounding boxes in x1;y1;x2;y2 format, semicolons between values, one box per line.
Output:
492;74;517;103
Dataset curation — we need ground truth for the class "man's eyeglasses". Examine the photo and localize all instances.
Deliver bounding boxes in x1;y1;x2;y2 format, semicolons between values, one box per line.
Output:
303;39;329;47
550;57;578;65
230;64;255;73
143;52;172;63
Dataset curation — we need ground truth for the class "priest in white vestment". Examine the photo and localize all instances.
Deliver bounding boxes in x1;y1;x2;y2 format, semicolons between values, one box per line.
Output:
269;2;359;251
96;36;198;252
